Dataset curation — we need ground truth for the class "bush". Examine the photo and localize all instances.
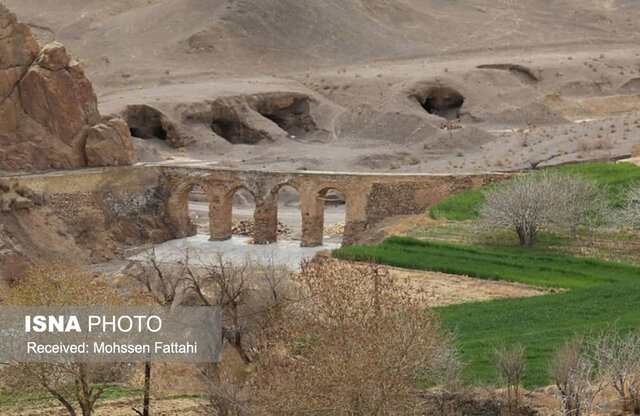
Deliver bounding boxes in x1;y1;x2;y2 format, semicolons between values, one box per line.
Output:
548;337;604;416
592;327;640;414
495;344;526;414
252;259;457;415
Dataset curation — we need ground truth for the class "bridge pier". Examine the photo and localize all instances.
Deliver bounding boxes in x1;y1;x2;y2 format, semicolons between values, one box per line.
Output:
343;193;367;246
209;190;232;241
300;190;324;247
253;197;278;244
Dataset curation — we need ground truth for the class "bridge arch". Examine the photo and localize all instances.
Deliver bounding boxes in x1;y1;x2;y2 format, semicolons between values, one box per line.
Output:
298;184;349;247
207;184;257;241
270;182;303;241
167;180;214;237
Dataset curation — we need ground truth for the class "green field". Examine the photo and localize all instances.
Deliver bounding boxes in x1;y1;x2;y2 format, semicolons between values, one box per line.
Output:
439;282;640;387
430;162;640;221
333;236;640;387
334;237;640;289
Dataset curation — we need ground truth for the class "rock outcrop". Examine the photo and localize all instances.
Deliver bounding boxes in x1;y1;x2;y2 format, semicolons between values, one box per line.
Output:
85;118;136;167
0;4;136;172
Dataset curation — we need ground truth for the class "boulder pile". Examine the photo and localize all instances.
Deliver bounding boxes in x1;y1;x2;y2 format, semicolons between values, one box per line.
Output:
232;219;293;237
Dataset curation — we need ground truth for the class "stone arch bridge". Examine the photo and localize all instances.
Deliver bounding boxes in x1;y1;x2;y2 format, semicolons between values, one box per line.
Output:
3;165;513;248
162;166;511;246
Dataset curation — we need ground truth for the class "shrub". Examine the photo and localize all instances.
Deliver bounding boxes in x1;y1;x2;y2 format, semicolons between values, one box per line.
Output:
495;344;526;414
548;337;604;416
252;259;456;415
619;183;640;228
592;327;640;413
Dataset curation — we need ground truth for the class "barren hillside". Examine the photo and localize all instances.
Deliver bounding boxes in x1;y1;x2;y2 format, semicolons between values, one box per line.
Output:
4;0;640;172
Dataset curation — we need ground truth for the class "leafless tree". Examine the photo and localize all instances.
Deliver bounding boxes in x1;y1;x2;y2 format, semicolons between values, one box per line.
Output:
129;247;181;307
494;344;526;414
592;327;640;414
619;183;640;228
127;248;183;416
128;250;292;416
478;171;602;247
1;263;128;416
548;337;605;416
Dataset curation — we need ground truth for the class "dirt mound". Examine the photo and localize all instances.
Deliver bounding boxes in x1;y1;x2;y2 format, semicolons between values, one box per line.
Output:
0;4;135;172
489;101;569;126
557;79;606;97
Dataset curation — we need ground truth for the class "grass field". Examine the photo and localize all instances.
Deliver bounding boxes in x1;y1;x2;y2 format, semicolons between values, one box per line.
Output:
439;282;640;387
403;222;640;265
333;236;640;387
430;162;640;221
334;237;640;288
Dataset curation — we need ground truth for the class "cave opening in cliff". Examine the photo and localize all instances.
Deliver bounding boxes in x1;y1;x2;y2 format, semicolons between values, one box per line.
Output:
210;120;236;143
211;119;270;144
258;98;316;139
124;104;167;140
421;87;465;120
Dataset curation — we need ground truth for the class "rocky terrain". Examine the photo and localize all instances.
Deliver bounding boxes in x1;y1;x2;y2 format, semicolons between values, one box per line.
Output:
0;3;136;172
0;4;157;284
2;0;640;173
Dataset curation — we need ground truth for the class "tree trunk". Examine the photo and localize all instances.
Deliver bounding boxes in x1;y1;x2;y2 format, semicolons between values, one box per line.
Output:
516;227;526;246
515;227;535;248
143;361;151;416
525;234;534;248
82;404;92;416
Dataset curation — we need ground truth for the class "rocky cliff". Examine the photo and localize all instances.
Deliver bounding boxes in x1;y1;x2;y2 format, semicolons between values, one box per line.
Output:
0;3;135;172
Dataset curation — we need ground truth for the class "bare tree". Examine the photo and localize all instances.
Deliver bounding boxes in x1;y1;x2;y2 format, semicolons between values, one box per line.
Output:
619;183;640;228
494;344;526;414
592;327;640;414
478;171;602;247
127;248;183;416
128;250;293;416
1;263;127;416
180;251;292;415
548;337;605;416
